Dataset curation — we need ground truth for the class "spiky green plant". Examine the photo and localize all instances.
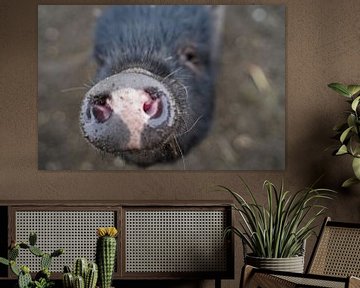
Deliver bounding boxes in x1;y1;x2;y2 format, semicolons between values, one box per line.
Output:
96;227;118;288
63;274;73;288
0;232;63;288
74;258;88;280
328;82;360;187
220;178;335;258
85;262;98;288
62;260;98;288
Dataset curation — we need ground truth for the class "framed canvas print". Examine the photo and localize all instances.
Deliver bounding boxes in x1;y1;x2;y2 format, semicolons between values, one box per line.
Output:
38;5;285;170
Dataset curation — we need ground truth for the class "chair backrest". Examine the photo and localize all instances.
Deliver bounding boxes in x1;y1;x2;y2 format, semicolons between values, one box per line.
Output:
307;217;360;277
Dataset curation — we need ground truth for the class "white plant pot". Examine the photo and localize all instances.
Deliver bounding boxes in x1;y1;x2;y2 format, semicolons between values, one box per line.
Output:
245;254;305;273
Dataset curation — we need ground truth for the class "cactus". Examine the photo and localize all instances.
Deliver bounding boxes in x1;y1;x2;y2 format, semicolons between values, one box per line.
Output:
9;246;19;260
41;253;52;270
0;257;9;266
18;267;32;288
35;268;51;281
0;232;64;288
85;262;98;288
63;272;74;288
19;243;30;249
96;227;118;288
74;275;85;288
29;232;37;246
63;260;98;288
74;258;88;279
10;260;20;276
51;248;64;258
64;265;72;273
29;245;44;257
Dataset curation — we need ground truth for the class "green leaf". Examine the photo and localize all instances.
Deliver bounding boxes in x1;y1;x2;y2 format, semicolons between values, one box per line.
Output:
340;126;353;143
342;177;360;187
336;145;348;155
351;96;360;111
328;83;351;97
350;136;360;156
333;122;348;132
0;257;9;266
352;157;360;179
347;114;356;129
347;85;360;96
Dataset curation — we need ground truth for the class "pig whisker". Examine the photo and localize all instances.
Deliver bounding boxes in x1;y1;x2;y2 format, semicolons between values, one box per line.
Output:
85;81;95;88
173;135;186;170
161;67;183;82
182;115;203;136
61;86;88;93
177;82;189;101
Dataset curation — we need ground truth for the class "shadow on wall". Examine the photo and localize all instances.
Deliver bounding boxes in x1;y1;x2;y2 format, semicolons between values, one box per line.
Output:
38;5;285;170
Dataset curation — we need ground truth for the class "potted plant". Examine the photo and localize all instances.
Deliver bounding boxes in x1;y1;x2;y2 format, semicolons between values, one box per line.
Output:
62;258;98;288
328;82;360;187
0;232;64;288
220;178;335;273
61;227;117;288
96;227;117;288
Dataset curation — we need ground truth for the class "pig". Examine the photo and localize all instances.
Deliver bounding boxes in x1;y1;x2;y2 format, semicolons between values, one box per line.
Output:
80;5;224;166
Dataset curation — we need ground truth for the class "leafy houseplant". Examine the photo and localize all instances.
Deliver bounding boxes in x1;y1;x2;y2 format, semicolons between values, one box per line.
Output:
0;232;64;288
328;82;360;187
220;179;334;272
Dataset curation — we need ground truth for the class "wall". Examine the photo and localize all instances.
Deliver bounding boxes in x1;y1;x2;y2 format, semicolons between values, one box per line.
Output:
0;0;359;287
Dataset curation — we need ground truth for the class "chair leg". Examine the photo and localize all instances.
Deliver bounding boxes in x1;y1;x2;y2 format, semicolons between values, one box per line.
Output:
215;278;221;288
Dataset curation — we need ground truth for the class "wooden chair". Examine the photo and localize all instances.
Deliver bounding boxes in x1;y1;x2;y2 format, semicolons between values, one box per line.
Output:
241;217;360;288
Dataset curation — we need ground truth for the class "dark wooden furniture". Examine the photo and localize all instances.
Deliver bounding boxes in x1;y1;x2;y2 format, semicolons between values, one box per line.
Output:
0;201;234;288
241;217;360;288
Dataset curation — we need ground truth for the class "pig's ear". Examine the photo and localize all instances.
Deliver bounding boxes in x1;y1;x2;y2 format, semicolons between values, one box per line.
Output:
208;5;226;68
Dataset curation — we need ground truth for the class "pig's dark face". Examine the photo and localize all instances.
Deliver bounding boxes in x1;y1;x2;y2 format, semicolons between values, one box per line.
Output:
80;6;215;166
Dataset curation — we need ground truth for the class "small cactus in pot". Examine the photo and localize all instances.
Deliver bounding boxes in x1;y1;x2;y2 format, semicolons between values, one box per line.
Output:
62;259;98;288
96;227;118;288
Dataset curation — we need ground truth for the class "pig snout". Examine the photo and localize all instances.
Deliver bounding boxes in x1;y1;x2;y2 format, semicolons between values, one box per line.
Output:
91;88;164;126
80;69;179;153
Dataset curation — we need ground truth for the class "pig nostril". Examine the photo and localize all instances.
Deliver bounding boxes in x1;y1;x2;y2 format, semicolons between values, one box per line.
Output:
91;93;113;123
143;98;163;119
92;93;111;106
143;87;166;119
143;100;153;113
